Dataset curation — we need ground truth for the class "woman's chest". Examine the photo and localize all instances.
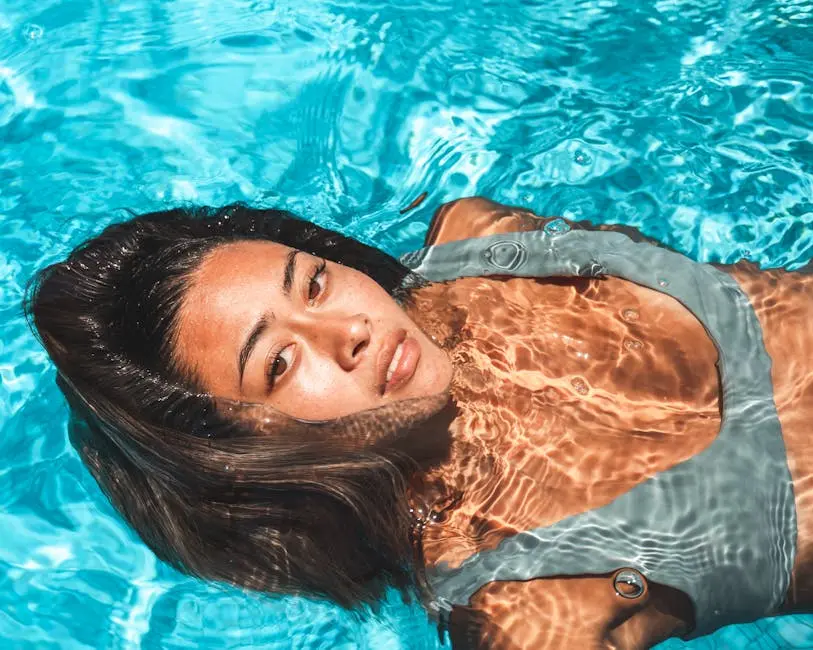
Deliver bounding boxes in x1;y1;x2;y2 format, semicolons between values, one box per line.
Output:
411;276;722;568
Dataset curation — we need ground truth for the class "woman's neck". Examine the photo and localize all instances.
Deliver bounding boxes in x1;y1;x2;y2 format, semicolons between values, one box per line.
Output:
405;282;470;358
404;281;502;509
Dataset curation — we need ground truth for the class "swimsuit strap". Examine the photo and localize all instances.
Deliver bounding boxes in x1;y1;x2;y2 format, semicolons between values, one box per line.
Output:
400;228;796;637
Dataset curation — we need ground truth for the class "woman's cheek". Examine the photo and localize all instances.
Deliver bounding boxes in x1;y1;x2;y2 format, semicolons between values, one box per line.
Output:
289;364;371;420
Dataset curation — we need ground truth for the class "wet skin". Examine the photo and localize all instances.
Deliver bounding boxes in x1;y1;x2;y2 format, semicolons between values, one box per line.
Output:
414;197;813;648
173;197;813;649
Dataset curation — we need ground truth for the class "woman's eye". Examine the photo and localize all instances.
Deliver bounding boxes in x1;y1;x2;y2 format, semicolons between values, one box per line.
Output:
307;261;326;302
266;344;294;389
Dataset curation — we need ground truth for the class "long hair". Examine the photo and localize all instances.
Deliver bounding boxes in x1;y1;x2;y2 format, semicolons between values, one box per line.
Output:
24;203;453;608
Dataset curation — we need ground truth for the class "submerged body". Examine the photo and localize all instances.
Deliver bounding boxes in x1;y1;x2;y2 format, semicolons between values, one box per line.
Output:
404;198;813;649
28;198;813;650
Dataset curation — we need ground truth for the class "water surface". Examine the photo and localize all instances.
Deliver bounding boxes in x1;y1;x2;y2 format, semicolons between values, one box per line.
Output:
1;0;812;647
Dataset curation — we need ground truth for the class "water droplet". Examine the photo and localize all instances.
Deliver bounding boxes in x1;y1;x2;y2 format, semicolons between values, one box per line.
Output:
430;510;446;523
624;338;643;351
224;464;231;471
574;149;592;166
22;23;44;40
544;218;571;235
658;278;669;287
621;308;639;322
571;377;589;395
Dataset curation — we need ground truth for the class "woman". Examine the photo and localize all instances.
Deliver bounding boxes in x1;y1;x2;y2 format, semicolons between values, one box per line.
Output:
25;196;813;649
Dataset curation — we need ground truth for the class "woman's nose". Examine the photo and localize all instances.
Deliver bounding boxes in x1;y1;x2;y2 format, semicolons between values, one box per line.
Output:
316;313;371;371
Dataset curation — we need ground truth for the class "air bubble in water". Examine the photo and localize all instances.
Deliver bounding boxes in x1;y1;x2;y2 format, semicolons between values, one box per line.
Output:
22;23;44;40
621;308;639;322
544;218;571;235
624;338;643;351
574;149;592;166
571;377;589;395
658;278;669;287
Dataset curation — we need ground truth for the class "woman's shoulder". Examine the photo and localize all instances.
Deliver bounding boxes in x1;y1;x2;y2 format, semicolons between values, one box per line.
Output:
424;197;546;247
423;196;663;249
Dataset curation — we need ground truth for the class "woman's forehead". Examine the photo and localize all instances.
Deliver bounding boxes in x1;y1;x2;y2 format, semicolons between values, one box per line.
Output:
198;239;296;275
183;240;297;321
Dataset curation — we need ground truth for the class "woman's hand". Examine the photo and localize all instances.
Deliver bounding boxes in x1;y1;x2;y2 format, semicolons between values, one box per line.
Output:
448;573;692;650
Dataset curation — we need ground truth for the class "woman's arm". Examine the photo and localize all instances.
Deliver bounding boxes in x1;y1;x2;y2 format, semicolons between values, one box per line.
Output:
447;574;692;649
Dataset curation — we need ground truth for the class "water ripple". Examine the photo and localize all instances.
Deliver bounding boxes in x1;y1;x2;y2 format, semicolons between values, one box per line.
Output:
1;0;812;647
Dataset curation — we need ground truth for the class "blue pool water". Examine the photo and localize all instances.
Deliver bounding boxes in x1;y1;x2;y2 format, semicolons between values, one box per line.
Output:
2;0;812;647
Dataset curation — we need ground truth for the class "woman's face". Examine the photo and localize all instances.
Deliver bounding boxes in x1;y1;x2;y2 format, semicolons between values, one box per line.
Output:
173;240;453;420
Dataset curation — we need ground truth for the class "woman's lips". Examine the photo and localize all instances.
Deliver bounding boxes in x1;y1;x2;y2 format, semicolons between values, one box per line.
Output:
378;329;421;395
386;336;420;393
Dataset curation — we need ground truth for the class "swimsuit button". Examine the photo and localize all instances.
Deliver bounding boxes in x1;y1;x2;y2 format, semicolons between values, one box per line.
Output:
613;568;647;599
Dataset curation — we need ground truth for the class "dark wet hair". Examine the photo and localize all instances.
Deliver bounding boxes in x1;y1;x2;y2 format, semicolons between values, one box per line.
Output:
24;203;452;608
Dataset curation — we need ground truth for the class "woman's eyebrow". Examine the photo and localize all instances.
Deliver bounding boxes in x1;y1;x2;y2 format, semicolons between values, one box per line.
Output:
238;316;269;387
282;250;300;296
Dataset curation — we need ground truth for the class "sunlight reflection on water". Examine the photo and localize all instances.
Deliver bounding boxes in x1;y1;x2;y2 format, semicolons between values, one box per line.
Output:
1;0;812;647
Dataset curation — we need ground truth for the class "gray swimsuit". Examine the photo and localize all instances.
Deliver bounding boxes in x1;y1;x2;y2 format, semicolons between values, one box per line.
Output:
400;228;797;638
